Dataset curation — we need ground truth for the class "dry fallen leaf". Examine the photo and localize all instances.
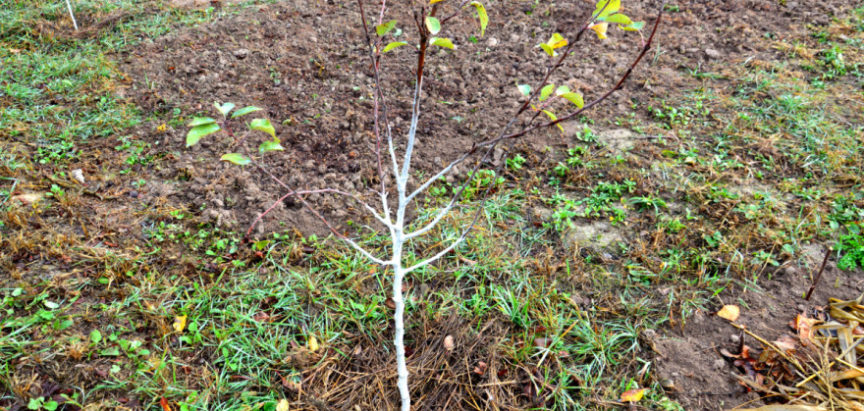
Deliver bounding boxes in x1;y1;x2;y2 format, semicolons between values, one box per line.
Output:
620;388;647;402
308;334;319;352
717;304;741;321
473;361;488;376
276;399;290;411
443;335;454;352
12;193;42;205
172;315;187;333
794;314;819;344
773;334;798;352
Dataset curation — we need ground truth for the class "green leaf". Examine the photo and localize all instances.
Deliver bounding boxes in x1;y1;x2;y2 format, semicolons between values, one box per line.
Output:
539;43;555;56
376;20;398;36
100;347;120;356
469;1;488;37
542;110;565;132
249;118;275;139
517;84;531;96
555;85;571;95
539;84;555;101
382;41;410;53
259;140;284;153
214;102;235;117
43;300;59;309
186;123;221;147
187;117;217;127
221;153;251;166
231;106;262;118
621;21;645;31
593;0;620;19
559;92;584;108
90;329;102;345
28;399;41;410
430;37;455;49
425;17;441;35
602;13;632;25
43;400;59;411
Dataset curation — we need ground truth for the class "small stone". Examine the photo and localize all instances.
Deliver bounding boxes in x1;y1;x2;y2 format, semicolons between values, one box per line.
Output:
128;190;139;198
443;335;454;351
705;48;722;59
642;329;657;341
487;37;499;47
233;48;249;59
71;168;85;184
730;334;741;344
713;359;726;370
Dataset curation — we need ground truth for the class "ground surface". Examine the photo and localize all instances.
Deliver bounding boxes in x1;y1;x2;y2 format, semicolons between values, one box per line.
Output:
2;0;864;410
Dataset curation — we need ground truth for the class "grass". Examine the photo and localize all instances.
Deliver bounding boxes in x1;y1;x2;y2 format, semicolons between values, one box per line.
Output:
2;2;864;410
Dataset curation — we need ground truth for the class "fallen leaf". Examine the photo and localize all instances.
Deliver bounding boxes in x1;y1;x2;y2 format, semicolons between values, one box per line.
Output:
71;169;86;184
794;314;818;344
157;123;168;132
534;337;551;349
12;193;42;205
772;334;798;352
620;388;646;402
717;305;740;321
172;315;187;333
473;361;487;376
308;334;319;352
443;335;454;352
160;397;172;411
276;399;290;411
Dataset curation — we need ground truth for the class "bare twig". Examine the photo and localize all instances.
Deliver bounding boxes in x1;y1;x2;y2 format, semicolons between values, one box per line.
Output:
805;247;832;301
65;0;79;31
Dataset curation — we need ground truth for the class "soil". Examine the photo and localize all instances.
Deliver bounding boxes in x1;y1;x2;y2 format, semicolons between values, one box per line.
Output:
651;248;864;410
107;1;861;407
4;0;859;409
116;0;855;236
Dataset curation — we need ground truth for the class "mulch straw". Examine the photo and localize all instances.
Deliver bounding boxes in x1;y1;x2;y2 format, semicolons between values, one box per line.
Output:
732;294;864;411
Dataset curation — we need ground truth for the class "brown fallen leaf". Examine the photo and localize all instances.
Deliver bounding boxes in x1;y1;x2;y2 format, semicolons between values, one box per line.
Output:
717;305;741;321
772;334;798;352
473;361;487;376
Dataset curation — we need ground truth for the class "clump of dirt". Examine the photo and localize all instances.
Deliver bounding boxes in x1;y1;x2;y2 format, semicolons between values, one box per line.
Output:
650;251;864;410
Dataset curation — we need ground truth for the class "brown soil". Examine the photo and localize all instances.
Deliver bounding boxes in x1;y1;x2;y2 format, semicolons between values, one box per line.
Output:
116;0;853;236
651;248;864;410
4;0;861;409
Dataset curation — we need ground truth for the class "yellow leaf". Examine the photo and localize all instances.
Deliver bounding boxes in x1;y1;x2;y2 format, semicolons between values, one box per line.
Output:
157;123;167;132
431;0;445;3
172;315;187;333
276;399;290;411
547;33;568;49
717;305;740;322
620;388;646;402
588;22;609;39
308;334;319;352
